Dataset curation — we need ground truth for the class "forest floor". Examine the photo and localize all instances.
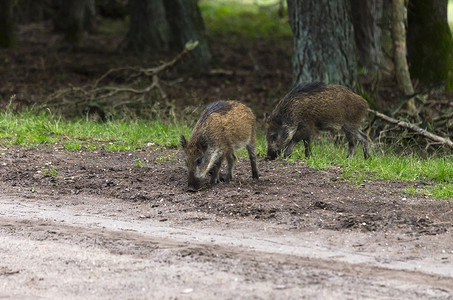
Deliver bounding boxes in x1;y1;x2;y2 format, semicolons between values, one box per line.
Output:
0;22;452;299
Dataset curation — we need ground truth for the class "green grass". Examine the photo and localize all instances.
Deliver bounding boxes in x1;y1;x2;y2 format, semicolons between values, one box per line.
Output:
281;139;453;199
0;109;191;151
199;0;291;41
403;184;453;198
1;110;452;199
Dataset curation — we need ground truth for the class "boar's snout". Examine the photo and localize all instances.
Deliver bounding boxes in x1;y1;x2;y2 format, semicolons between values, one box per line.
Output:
187;172;201;192
266;149;278;160
187;185;199;192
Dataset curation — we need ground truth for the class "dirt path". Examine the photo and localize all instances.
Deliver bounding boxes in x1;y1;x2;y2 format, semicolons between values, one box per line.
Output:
0;147;452;299
0;193;452;299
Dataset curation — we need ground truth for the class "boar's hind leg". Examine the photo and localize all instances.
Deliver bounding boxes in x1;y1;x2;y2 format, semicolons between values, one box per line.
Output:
246;144;259;179
343;125;358;158
224;151;237;184
357;130;370;159
209;158;223;185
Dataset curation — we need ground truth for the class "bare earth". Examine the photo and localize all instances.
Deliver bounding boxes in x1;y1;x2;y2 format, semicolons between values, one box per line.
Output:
0;146;452;299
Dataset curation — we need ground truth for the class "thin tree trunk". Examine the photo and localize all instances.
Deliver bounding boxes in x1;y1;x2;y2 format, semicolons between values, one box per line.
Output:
391;0;416;113
0;0;15;48
287;0;357;87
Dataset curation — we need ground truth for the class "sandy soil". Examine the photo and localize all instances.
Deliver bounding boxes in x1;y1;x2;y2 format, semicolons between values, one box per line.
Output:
0;146;452;299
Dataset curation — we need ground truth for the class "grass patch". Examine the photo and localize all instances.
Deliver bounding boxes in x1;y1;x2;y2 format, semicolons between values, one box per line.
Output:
282;139;453;199
1;110;452;199
0;109;191;150
404;184;453;198
199;0;291;41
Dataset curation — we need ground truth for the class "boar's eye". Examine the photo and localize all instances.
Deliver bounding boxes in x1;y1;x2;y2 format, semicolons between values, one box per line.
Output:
270;133;278;141
196;157;203;166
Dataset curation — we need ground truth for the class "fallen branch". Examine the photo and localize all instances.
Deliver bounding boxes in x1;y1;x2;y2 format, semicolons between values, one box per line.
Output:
141;40;199;76
40;41;199;116
369;109;453;149
94;40;199;87
425;100;453;108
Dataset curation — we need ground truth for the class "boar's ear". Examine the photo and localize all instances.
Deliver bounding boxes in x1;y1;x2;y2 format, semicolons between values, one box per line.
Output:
180;135;188;148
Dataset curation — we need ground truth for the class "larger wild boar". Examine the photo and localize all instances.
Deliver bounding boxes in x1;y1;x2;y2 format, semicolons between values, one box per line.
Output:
180;100;259;192
265;82;370;160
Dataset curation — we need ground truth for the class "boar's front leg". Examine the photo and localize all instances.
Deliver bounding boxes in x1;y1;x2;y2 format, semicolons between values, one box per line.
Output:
209;158;223;185
224;151;237;184
357;129;370;159
284;133;305;158
283;140;297;158
303;138;312;158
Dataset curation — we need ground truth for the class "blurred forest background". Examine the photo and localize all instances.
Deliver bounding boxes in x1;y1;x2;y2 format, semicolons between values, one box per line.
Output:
0;0;453;153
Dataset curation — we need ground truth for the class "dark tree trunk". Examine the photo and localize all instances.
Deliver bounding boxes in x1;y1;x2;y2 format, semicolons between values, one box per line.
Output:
376;0;394;73
164;0;212;71
54;0;96;44
127;0;211;71
407;0;453;89
0;0;15;48
350;0;384;71
15;0;50;23
287;0;358;87
127;0;171;53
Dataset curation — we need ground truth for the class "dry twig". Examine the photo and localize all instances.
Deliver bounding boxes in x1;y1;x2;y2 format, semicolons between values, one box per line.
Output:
369;108;453;149
40;41;199;117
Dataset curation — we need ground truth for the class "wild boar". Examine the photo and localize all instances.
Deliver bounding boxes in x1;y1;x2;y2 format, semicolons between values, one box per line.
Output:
265;82;370;160
180;100;259;192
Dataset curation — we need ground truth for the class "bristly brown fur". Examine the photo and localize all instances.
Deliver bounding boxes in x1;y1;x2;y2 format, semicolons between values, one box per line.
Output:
266;83;370;160
181;100;259;191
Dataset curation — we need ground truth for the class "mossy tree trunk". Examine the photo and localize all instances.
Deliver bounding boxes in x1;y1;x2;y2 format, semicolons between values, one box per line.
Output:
287;0;358;88
407;0;453;90
0;0;15;48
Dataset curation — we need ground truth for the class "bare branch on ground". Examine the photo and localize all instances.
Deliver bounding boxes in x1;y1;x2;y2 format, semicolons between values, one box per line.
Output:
369;108;453;149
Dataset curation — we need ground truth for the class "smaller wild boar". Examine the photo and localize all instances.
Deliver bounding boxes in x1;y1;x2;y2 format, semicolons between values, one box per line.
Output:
265;82;370;160
180;100;259;192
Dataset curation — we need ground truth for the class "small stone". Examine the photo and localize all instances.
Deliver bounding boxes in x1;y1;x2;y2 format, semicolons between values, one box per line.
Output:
181;288;193;294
